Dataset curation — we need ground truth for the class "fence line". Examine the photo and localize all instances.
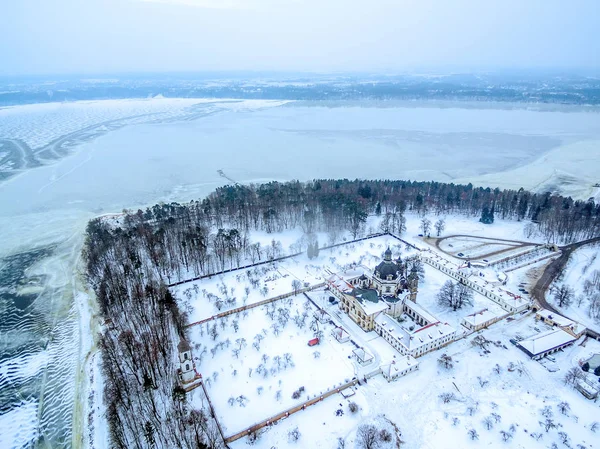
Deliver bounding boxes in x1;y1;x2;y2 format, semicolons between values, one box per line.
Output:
223;378;359;444
185;283;326;328
169;233;391;288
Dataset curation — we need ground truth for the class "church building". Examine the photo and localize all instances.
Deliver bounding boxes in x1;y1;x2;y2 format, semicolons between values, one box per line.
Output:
328;248;419;331
328;248;456;358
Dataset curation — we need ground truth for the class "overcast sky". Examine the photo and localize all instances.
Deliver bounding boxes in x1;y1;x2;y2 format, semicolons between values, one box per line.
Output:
1;0;599;76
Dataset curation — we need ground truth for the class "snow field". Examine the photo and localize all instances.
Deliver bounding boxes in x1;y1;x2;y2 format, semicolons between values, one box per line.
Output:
188;294;357;435
231;312;600;449
174;235;417;323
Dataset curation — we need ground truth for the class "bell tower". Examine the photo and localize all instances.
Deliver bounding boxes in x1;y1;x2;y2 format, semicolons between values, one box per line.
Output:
178;340;196;384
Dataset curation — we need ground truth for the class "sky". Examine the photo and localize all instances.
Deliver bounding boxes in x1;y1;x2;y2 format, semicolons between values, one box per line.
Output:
1;0;599;75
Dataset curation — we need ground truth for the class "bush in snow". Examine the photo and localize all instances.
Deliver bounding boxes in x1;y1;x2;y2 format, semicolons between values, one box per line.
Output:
590;421;599;433
483;416;494;430
437;354;454;370
582;362;590;372
379;429;392;442
288;426;301;443
348;402;359;414
500;430;513;442
557;401;570;415
439;392;456;403
246;429;263;445
558;431;570;445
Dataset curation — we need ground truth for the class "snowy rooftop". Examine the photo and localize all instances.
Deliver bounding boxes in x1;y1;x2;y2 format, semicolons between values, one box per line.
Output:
463;308;501;326
381;355;418;377
326;274;353;293
517;329;576;356
375;313;455;352
355;293;389;316
537;309;577;328
404;300;438;325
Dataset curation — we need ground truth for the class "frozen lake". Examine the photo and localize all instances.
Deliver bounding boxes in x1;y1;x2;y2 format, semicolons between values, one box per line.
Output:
0;98;599;448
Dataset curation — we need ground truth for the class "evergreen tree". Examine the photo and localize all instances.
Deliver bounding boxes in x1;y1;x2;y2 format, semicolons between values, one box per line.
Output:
480;206;494;224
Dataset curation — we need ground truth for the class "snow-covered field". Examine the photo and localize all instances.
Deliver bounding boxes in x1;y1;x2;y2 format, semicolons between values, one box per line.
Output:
173;234;419;323
229;312;600;449
188;294;357;435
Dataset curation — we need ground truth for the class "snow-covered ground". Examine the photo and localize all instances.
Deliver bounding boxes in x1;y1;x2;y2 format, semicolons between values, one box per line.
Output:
188;294;359;435
229;312;600;449
549;245;600;331
173;234;419;323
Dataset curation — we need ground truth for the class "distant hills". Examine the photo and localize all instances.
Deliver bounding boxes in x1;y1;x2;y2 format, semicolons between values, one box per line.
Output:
1;72;599;106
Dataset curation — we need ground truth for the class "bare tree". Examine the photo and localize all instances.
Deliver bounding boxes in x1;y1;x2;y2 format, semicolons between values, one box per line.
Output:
356;424;379;449
558;431;570;445
563;367;585;386
500;430;513;442
437;353;454;370
437;280;473;311
434;218;445;237
557;401;570;415
554;285;575;308
483;416;494;430
468;429;479;440
540;418;556;433
292;279;302;295
439;392;456;403
420;218;432;236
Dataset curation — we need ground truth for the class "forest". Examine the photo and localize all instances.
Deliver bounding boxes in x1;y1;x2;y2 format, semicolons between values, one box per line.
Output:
83;178;600;448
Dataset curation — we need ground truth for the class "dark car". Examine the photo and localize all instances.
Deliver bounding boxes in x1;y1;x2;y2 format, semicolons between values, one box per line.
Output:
329;296;336;303
457;252;464;257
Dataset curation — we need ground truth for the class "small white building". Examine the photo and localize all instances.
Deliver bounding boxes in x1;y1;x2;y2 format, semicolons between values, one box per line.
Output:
352;347;374;365
178;340;196;384
516;329;576;360
536;309;586;338
462;308;501;331
331;326;350;343
314;308;329;324
380;356;419;381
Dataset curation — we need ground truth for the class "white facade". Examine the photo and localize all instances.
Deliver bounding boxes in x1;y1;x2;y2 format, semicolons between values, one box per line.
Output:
178;340;196;384
381;356;419;381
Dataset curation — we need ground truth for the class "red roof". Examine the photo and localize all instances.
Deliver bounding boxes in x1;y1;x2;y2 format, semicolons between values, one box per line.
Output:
308;338;320;346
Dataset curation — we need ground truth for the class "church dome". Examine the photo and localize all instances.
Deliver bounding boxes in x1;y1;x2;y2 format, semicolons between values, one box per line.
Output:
375;260;401;280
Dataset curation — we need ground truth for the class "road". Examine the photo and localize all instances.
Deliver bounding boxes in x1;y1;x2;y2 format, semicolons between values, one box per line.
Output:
531;236;600;340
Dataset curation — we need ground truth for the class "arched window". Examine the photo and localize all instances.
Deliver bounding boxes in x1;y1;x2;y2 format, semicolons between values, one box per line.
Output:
185;363;190;371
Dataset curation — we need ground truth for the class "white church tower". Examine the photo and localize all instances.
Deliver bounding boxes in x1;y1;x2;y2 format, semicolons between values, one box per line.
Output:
178;339;196;384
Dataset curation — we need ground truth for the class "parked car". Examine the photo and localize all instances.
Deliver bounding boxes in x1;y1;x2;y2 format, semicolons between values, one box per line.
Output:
510;339;518;345
329;296;336;303
457;252;464;257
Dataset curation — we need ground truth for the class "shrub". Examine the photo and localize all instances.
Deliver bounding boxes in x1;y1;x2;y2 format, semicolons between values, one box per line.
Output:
582;362;590;372
348;402;359;414
379;429;392;442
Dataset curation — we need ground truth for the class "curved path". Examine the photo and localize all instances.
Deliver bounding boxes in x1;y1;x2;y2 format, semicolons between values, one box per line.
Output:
531;236;600;340
432;234;540;260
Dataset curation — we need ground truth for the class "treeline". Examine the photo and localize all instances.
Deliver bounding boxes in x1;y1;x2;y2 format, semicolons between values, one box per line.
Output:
84;178;600;448
84;221;220;448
